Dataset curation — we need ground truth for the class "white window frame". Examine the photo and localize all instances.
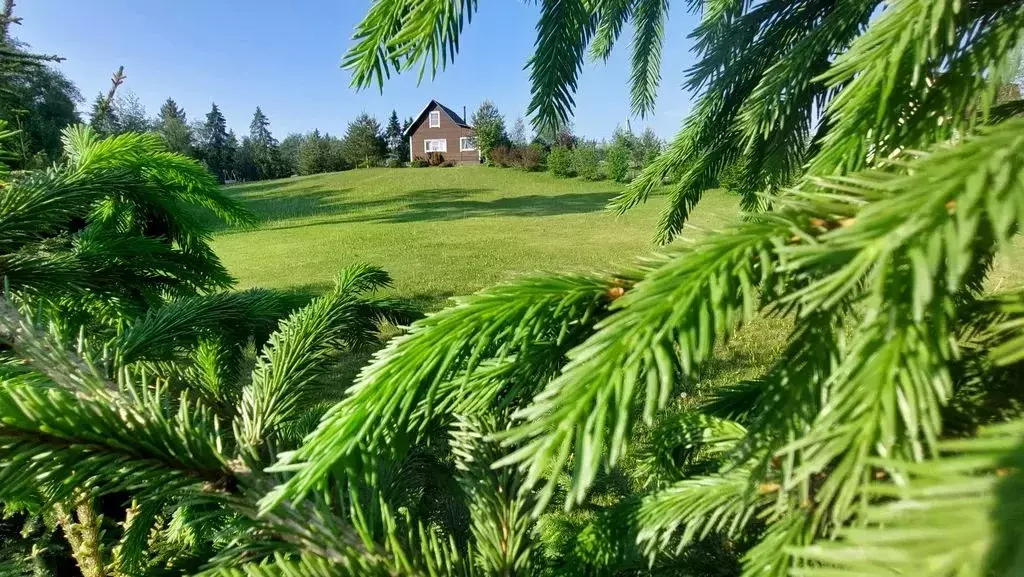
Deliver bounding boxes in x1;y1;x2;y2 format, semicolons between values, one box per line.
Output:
459;136;477;151
428;110;441;128
424;138;447;153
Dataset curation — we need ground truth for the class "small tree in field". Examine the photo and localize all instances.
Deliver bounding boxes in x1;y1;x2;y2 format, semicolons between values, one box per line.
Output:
471;100;508;163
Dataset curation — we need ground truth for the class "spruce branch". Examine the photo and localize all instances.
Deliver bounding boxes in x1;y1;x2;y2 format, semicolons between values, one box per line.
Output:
451;416;535;575
628;0;668;118
238;265;392;449
589;0;633;62
496;217;797;511
809;0;1024;175
788;419;1024;577
635;464;770;557
264;272;619;510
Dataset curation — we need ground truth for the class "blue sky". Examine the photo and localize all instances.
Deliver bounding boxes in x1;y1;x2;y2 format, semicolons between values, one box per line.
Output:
15;0;702;141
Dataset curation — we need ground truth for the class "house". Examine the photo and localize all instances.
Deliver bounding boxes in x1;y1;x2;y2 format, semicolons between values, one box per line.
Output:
404;100;480;164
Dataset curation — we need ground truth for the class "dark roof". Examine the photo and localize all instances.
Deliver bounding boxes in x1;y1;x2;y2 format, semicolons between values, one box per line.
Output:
403;100;472;136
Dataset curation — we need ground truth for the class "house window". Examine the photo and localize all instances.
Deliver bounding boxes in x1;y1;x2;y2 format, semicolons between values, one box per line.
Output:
424;138;447;153
429;111;441;128
460;137;476;151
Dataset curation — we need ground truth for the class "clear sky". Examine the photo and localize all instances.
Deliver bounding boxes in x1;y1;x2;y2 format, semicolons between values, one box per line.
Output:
15;0;701;141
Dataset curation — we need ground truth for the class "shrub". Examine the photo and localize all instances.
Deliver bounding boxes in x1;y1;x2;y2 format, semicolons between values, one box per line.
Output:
440;160;456;167
384;157;405;168
411;157;430;168
572;145;600;180
547;146;574;177
515;145;544;172
489;146;512;167
426;152;445;166
605;144;630;182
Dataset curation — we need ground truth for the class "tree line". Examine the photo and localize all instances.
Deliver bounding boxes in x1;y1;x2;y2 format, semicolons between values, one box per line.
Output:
90;91;416;183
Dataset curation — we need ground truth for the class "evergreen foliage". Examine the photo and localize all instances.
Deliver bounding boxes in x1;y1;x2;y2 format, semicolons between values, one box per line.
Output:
340;113;387;168
298;130;347;175
312;1;1024;575
249;107;286;180
384;110;407;162
196;103;233;183
279;133;304;175
2;1;1024;575
157;98;194;156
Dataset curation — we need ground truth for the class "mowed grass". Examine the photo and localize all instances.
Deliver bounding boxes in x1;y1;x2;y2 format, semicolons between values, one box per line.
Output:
210;165;1023;390
211;166;741;302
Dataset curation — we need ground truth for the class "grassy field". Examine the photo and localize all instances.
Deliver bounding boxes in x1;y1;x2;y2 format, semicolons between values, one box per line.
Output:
212;166;1024;298
211;166;742;304
211;165;1023;389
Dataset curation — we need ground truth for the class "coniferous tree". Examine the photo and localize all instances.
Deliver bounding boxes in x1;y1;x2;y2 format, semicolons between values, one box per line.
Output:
159;98;187;123
279;132;304;176
88;92;119;137
156;97;192;156
249;106;285;180
384;109;404;162
340;113;386;168
298;129;346;175
234;135;259;181
224;129;239;181
196;103;231;182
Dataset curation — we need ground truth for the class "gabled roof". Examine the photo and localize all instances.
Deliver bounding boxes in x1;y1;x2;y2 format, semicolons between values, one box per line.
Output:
403;99;472;136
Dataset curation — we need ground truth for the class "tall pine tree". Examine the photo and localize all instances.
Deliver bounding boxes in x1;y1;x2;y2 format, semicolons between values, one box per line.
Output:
249;106;284;180
384;109;404;162
196;103;231;183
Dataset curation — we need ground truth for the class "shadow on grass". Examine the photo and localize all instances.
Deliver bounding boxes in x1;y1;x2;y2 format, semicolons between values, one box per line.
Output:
273;281;456;315
242;189;618;234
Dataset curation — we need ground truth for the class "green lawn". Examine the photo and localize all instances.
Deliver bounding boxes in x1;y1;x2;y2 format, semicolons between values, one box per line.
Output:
211;165;1023;391
211;166;742;303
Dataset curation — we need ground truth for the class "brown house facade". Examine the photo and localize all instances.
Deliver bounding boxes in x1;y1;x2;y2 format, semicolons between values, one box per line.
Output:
405;100;480;165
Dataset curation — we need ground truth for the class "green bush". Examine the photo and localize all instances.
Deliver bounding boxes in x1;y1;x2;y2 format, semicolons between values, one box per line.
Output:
605;144;630;182
410;157;430;168
547;146;574;177
572;145;600;180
